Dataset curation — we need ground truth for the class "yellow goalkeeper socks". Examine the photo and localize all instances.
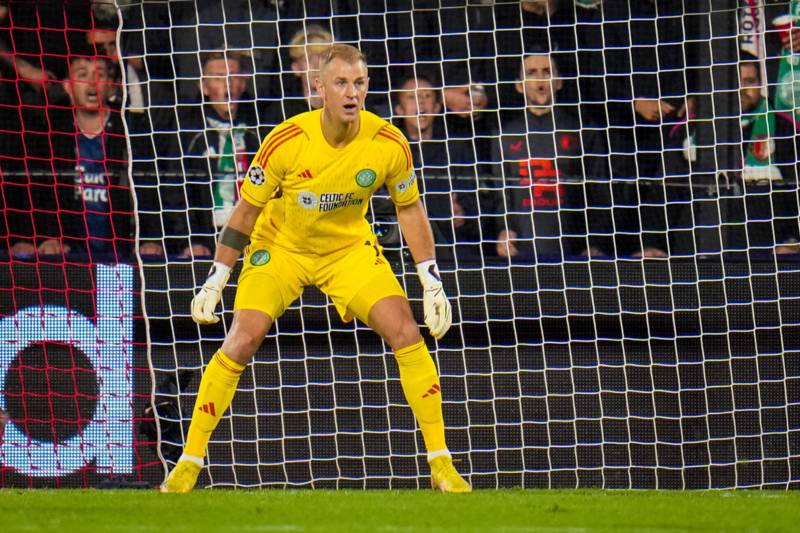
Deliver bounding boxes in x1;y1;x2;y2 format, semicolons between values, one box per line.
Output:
395;340;447;454
184;350;246;458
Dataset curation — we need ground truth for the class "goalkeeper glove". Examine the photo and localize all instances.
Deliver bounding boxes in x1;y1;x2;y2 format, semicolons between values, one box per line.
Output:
416;259;452;339
191;261;231;325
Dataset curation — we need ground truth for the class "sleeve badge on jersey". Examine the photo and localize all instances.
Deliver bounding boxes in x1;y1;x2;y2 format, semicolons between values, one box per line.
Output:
248;165;266;186
395;170;417;193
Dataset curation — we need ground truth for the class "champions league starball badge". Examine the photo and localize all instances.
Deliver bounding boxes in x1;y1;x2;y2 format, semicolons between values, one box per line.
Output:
248;165;266;186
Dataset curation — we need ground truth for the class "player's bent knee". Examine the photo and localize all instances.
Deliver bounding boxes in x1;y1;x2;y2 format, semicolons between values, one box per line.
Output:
366;296;421;351
385;317;422;352
227;332;262;359
222;309;273;364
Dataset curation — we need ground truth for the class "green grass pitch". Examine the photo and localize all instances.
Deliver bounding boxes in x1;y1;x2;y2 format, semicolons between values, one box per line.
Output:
1;489;798;532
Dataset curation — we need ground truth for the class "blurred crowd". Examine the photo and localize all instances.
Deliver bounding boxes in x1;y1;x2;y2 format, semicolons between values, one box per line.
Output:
1;0;799;265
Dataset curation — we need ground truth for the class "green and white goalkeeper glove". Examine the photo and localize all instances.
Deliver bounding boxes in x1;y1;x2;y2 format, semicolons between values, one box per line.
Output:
416;259;452;339
191;261;231;325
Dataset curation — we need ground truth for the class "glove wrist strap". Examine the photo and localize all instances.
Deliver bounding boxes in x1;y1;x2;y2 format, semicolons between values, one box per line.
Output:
416;259;441;288
207;261;231;286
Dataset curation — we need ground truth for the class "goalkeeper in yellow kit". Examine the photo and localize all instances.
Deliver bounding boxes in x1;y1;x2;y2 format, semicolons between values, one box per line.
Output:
161;44;471;493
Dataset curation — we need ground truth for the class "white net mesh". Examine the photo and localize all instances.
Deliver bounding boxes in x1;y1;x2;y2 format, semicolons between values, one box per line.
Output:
119;0;800;489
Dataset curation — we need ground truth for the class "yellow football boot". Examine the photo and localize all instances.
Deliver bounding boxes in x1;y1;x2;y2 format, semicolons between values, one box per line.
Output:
160;460;202;493
429;455;472;493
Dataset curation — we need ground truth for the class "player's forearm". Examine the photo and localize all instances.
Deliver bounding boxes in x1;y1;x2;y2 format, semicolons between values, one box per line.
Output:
396;199;436;264
214;198;261;267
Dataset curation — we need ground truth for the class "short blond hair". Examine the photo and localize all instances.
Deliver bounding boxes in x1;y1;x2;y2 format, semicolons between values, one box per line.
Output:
318;43;367;72
288;25;334;61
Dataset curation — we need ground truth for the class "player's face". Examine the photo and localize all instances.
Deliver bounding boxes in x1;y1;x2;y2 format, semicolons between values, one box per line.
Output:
67;58;111;110
739;63;762;114
316;58;369;124
395;79;441;133
202;58;248;118
517;54;561;108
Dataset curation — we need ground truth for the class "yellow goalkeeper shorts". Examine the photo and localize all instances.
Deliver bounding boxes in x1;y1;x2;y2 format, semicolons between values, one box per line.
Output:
234;237;407;323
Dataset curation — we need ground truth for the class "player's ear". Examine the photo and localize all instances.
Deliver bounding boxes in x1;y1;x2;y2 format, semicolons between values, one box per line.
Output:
314;74;324;100
515;80;524;95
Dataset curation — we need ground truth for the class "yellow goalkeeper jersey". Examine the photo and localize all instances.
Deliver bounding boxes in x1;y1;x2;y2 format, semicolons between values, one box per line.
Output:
240;109;418;255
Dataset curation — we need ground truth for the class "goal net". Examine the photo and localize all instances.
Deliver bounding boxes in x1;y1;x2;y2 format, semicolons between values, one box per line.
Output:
1;0;799;489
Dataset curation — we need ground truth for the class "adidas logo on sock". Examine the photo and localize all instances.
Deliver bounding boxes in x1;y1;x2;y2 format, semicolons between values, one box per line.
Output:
422;384;440;398
198;402;216;416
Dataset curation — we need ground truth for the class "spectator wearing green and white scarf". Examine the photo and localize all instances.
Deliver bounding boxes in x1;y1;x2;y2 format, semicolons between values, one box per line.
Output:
738;57;800;254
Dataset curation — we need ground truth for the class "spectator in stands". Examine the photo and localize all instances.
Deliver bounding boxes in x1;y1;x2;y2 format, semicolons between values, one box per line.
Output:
441;65;499;178
393;73;444;145
178;50;261;257
602;0;698;258
85;24;122;109
0;1;68;186
736;57;800;254
443;83;487;114
491;0;605;127
442;79;489;124
170;1;279;115
743;2;800;111
392;71;487;262
27;50;132;260
1;4;112;259
88;3;189;259
85;6;183;258
115;2;177;121
494;51;610;261
282;25;333;118
604;2;696;179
